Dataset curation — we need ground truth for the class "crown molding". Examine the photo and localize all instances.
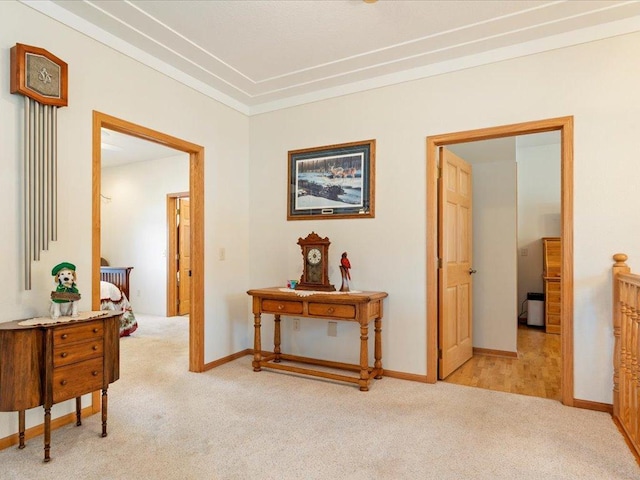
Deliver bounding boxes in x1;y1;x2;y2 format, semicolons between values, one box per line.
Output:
21;0;251;115
21;1;640;117
249;14;640;115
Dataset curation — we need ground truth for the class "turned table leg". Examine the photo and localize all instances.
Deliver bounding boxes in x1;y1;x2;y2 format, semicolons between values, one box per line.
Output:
75;397;82;426
359;323;371;391
253;313;262;371
374;317;383;379
43;407;51;462
18;410;25;449
101;388;108;437
274;314;282;363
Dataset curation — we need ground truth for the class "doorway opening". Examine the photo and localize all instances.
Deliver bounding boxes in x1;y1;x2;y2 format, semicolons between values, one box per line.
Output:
92;111;205;376
426;116;574;406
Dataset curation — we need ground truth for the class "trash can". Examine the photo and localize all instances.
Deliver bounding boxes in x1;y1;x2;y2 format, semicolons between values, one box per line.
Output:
527;292;545;327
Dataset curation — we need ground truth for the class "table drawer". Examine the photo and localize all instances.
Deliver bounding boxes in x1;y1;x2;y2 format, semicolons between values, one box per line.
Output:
308;303;356;319
546;303;561;315
53;340;103;368
546;291;560;304
262;299;303;314
545;281;560;293
53;322;103;346
547;313;561;326
53;357;103;404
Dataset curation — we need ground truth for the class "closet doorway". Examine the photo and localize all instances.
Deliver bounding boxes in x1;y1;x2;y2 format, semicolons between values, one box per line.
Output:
426;116;575;406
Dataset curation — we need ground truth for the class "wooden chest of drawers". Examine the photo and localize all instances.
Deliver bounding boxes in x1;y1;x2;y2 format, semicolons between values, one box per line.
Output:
0;311;121;462
50;321;105;403
544;277;561;334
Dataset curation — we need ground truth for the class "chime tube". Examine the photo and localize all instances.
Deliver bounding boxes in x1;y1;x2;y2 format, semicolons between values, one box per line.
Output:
52;107;57;241
34;102;40;261
24;97;31;290
22;99;59;288
39;103;45;255
43;104;49;250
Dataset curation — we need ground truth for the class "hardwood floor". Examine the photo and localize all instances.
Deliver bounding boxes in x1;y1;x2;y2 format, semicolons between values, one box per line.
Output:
443;325;561;400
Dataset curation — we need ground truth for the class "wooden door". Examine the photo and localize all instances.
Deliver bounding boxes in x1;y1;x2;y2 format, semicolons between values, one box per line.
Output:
178;198;191;315
438;148;474;379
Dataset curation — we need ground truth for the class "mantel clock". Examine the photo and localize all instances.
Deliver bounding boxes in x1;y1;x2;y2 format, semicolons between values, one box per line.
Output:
296;232;335;291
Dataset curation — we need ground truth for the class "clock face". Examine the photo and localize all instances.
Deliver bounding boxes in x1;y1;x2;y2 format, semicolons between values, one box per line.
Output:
307;248;322;265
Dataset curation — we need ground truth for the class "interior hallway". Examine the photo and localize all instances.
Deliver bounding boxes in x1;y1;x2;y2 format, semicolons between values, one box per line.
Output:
443;325;561;401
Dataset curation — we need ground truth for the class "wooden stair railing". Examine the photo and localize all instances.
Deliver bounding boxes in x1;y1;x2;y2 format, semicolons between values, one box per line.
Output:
612;253;640;459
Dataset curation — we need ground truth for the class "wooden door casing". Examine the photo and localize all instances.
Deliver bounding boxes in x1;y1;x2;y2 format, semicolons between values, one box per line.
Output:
426;116;574;407
93;111;205;373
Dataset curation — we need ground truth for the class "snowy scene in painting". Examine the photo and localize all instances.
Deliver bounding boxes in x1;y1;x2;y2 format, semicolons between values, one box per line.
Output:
294;153;364;211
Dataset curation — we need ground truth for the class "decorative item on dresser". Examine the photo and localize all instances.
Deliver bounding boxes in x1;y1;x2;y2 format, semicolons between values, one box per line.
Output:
339;251;351;292
0;311;121;462
296;232;335;291
542;237;561;334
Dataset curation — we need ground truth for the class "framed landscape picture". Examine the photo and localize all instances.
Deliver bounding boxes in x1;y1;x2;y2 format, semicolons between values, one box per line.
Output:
287;139;375;220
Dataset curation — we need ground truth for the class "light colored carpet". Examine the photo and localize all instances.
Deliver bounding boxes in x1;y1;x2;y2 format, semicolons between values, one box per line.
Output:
3;314;638;479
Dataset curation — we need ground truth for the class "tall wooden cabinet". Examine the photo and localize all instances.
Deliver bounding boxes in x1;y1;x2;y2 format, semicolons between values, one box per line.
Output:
542;237;561;334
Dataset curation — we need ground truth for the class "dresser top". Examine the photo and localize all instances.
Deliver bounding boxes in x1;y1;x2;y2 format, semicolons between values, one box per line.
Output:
0;310;122;331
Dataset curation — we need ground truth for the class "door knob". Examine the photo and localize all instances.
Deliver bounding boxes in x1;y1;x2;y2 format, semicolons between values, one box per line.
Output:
469;268;477;274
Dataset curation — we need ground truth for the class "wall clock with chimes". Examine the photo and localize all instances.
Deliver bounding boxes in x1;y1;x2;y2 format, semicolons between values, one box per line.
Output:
296;232;335;291
10;43;68;107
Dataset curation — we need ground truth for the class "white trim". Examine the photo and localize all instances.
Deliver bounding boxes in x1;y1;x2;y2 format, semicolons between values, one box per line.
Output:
250;15;640;115
20;1;640;116
21;0;251;115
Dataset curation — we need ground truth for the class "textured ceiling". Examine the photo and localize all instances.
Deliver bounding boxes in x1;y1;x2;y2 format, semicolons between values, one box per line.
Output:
25;0;640;114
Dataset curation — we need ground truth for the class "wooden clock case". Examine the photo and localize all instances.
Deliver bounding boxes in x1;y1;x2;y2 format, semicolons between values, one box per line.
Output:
296;232;335;291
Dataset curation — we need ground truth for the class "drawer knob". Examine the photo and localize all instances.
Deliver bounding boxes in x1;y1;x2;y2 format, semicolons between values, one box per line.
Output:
61;334;68;339
278;304;284;310
327;307;335;314
92;371;99;376
60;352;68;358
93;328;99;333
92;345;98;351
60;380;67;386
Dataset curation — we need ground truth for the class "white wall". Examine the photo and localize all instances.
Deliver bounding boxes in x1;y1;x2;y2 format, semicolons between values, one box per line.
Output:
2;1;640;443
472;161;518;352
249;30;640;404
101;154;189;315
516;143;562;311
0;1;250;438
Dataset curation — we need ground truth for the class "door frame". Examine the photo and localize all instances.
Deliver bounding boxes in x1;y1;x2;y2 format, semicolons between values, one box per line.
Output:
92;111;205;375
426;116;574;406
167;192;189;317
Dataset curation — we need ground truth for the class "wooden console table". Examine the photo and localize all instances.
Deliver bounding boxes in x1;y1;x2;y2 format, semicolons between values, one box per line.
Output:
0;311;121;462
247;288;388;391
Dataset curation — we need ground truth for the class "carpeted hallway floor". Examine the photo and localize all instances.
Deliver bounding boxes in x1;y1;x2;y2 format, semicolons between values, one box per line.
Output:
2;314;638;479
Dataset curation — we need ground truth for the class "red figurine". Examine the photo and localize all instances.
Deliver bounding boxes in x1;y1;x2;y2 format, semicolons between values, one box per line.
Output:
340;252;351;292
